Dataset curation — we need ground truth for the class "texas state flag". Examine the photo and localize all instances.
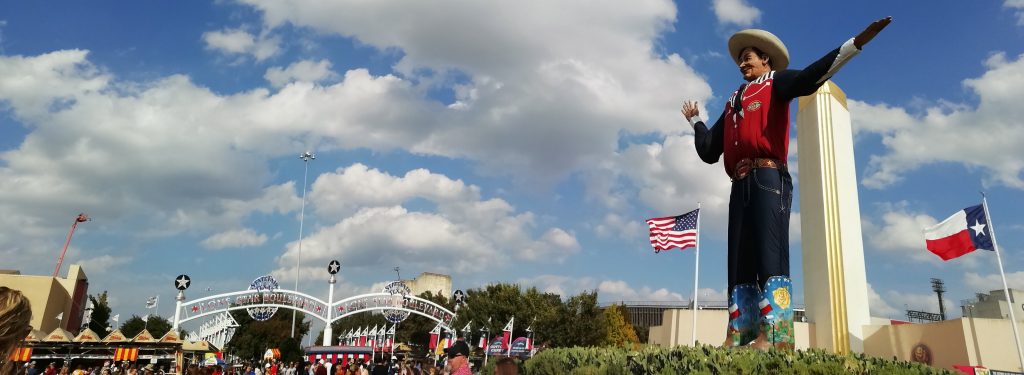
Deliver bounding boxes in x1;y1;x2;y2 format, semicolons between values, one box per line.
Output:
924;204;994;260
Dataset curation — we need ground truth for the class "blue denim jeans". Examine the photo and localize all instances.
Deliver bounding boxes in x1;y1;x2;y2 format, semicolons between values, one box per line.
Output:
727;167;793;293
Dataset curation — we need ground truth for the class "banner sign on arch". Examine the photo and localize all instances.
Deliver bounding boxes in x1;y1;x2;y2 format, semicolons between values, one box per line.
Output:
336;295;454;326
181;291;329;321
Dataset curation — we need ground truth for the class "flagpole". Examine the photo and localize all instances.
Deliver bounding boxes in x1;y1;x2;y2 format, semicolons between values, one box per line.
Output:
982;193;1024;371
691;203;701;347
506;317;514;357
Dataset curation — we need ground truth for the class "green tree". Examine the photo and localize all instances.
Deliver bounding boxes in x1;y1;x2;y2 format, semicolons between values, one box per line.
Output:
120;315;173;339
551;290;607;347
601;304;638;347
87;291;112;335
226;309;310;363
455;283;563;349
632;322;649;344
395;291;453;352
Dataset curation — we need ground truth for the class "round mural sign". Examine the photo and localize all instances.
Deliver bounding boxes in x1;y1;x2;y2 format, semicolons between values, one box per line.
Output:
247;275;280;321
381;280;412;324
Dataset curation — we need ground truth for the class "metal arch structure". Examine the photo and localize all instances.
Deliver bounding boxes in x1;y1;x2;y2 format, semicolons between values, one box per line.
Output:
330;293;456;326
171;271;457;346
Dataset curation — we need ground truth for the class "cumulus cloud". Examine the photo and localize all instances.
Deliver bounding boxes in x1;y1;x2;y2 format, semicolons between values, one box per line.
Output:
265;59;339;88
711;0;761;27
867;283;900;318
965;271;1024;293
202;27;281;61
518;274;702;302
74;254;132;272
237;0;712;182
608;135;732;236
860;202;940;262
273;164;580;278
201;228;269;249
1006;0;1024;25
853;52;1024;189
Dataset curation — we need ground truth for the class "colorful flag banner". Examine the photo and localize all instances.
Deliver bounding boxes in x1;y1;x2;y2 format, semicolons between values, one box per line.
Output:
646;209;699;252
924;204;994;260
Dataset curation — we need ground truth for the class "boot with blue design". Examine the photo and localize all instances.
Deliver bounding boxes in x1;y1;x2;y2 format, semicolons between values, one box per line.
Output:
723;283;759;347
749;276;795;350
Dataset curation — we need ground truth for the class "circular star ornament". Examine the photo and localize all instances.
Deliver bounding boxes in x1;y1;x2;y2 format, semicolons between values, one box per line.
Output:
381;281;412;324
328;260;341;275
174;275;191;290
453;290;466;304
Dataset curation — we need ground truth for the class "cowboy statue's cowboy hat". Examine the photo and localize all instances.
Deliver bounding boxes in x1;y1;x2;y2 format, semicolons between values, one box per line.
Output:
728;29;790;71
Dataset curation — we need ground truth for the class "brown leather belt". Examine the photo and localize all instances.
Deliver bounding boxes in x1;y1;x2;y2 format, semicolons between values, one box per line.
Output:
733;158;785;181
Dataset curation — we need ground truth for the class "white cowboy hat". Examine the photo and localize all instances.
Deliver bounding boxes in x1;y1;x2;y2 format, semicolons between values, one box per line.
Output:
728;29;790;71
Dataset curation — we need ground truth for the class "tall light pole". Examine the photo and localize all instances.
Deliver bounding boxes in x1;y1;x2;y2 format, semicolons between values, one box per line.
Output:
291;151;315;338
54;213;90;277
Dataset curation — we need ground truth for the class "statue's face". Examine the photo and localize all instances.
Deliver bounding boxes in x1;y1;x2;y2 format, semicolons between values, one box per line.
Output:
738;47;771;81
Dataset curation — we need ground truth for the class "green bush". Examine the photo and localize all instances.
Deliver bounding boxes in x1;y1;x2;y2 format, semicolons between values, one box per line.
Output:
511;345;956;375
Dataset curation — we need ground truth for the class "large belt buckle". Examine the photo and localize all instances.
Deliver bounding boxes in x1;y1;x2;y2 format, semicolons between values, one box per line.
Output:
734;158;753;181
756;158;777;169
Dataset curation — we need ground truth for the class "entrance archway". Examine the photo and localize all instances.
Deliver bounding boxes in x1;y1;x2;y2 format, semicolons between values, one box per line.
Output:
170;266;457;346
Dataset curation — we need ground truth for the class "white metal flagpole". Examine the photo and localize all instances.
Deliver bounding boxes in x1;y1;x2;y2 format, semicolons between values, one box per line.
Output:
691;203;701;347
982;193;1024;371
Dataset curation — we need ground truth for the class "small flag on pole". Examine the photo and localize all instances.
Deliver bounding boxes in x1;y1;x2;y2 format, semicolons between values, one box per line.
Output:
646;209;699;252
141;315;149;322
55;312;63;321
924;204;994;260
428;323;441;349
145;296;158;309
112;314;120;323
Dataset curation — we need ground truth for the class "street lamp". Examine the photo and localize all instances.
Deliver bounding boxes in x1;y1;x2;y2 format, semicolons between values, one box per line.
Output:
291;151;315;338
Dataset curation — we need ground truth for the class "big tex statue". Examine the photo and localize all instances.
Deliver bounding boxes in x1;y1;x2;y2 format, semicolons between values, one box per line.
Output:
681;17;891;349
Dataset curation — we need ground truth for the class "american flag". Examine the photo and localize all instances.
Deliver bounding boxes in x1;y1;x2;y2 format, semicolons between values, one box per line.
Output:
646;209;699;252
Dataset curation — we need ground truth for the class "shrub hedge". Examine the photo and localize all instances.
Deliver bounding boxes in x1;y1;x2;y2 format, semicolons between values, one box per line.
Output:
475;345;957;374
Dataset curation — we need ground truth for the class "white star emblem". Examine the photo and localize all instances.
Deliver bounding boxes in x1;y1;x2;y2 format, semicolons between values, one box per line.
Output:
328;261;340;274
971;220;987;237
176;275;190;289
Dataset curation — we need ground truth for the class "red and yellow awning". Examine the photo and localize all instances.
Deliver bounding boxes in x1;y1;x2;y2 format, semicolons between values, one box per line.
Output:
114;347;139;361
8;347;31;362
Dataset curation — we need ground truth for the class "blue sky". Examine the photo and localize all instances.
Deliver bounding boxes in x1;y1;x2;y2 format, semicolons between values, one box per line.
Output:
3;0;1024;340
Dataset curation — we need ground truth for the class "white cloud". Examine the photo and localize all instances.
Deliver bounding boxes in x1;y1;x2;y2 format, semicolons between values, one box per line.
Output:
711;0;761;27
237;0;712;182
265;59;339;88
202;27;281;61
594;213;645;240
1006;0;1024;25
517;275;700;302
201;228;269;249
598;280;686;302
273;164;580;277
860;202;940;262
75;254;132;272
867;283;900;318
883;289;956;318
853;52;1024;189
610;135;732;236
965;271;1024;293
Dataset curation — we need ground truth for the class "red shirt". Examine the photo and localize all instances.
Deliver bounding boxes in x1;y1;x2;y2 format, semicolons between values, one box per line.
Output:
694;40;860;179
722;72;790;178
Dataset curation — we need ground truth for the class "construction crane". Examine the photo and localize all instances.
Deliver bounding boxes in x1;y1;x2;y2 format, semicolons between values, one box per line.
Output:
53;213;90;277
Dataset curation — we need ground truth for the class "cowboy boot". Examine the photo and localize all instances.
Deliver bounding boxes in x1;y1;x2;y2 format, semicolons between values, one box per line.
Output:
749;276;795;350
723;283;759;347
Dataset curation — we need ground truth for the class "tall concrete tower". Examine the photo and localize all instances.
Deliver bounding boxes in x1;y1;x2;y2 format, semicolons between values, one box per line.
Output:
797;81;872;353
